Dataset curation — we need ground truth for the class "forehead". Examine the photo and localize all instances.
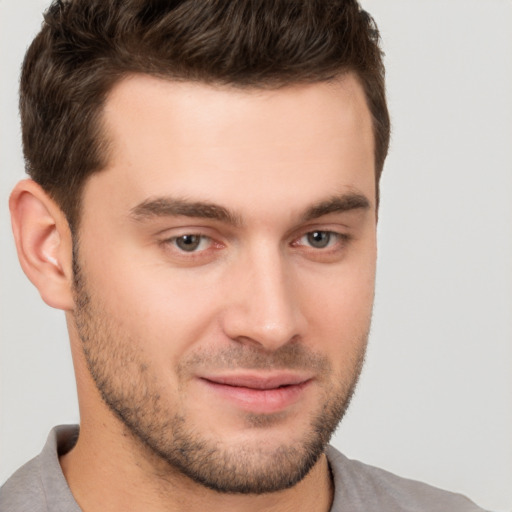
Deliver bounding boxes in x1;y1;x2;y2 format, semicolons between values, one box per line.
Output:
85;74;375;219
102;73;373;157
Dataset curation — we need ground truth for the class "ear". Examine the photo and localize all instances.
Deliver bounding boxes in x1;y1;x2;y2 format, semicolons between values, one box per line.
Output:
9;179;75;310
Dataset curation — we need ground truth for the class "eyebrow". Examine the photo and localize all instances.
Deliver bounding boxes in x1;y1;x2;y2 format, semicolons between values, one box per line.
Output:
301;193;371;222
130;192;371;226
130;197;242;226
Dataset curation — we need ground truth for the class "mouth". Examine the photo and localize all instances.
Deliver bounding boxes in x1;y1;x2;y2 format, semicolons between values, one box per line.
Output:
198;373;313;414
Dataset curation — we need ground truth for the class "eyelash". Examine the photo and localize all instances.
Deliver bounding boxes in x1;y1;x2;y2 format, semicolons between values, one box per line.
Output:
293;231;349;251
161;230;350;257
161;234;223;257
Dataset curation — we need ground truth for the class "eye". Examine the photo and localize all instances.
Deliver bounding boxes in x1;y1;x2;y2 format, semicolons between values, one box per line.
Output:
302;230;338;249
290;229;350;262
171;234;210;252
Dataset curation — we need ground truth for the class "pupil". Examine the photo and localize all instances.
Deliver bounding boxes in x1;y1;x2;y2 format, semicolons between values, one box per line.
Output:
177;235;200;251
308;231;330;248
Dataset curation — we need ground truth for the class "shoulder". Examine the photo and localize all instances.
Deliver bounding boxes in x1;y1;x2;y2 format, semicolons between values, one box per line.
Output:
326;445;491;512
0;455;47;512
0;425;80;512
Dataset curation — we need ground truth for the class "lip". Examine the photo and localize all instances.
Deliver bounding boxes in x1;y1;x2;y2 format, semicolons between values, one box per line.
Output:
198;372;313;414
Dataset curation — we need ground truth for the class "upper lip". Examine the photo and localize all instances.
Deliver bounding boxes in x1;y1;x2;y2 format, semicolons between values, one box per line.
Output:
200;373;313;390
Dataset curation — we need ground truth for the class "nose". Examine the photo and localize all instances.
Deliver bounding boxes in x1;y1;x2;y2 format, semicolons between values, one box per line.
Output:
220;244;305;351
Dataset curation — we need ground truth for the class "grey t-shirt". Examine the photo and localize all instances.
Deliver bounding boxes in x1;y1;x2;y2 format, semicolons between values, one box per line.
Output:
0;425;490;512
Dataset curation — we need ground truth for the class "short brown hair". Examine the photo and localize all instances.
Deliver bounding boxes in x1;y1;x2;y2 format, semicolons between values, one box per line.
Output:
20;0;390;229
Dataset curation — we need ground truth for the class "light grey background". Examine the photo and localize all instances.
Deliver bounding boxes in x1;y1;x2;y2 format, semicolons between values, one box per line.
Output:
1;1;511;511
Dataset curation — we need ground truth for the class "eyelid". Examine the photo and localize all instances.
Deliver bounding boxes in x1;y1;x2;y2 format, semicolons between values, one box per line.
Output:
167;234;212;252
156;224;351;262
157;219;238;260
153;222;219;237
291;221;351;240
293;230;348;247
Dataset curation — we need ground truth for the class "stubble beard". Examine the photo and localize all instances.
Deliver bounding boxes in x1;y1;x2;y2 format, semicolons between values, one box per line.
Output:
72;253;369;494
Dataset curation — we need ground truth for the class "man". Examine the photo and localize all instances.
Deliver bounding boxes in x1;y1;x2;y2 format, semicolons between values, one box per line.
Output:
0;1;491;511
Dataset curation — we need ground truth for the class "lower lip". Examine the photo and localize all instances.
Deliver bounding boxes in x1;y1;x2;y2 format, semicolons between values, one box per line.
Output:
199;379;311;414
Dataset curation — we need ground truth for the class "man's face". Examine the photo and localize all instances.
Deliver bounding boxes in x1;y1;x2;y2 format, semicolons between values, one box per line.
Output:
71;74;377;493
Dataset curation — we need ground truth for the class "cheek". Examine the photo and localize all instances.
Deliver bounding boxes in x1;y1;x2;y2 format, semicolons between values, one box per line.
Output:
298;253;376;353
306;276;374;332
80;243;225;365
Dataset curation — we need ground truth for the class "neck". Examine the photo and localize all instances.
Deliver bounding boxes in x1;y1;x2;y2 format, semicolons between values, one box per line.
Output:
60;418;334;512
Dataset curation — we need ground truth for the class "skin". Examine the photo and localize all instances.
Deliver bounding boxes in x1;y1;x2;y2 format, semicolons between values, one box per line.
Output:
10;73;377;512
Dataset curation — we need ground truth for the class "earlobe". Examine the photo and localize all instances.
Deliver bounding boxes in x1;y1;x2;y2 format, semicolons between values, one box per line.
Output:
9;179;75;311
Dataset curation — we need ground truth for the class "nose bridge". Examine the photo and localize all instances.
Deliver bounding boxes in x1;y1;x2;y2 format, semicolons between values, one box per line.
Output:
223;239;302;349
